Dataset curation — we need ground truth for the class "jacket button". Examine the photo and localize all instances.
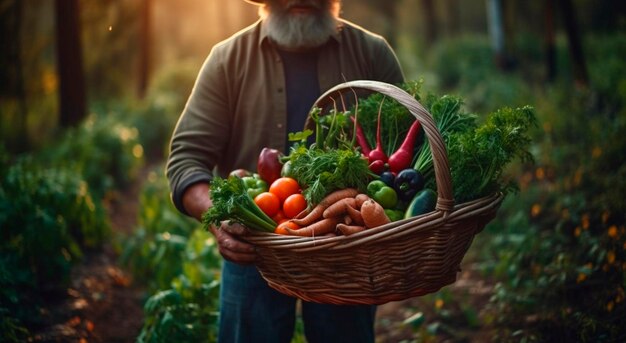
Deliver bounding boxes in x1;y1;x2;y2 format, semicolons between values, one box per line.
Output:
276;123;283;128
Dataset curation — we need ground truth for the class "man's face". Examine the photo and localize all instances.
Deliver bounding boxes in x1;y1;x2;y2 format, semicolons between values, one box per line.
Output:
261;0;341;50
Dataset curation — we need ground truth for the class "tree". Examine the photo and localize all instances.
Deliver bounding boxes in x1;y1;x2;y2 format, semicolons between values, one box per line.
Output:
544;0;557;82
361;0;400;48
486;0;516;71
558;0;589;88
421;0;438;47
54;0;86;127
0;0;28;151
137;0;152;99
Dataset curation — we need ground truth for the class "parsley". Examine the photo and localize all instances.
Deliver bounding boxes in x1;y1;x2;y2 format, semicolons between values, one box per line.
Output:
286;145;371;205
447;105;537;202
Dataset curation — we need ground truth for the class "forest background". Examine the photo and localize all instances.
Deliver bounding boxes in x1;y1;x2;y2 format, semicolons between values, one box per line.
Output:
1;0;625;342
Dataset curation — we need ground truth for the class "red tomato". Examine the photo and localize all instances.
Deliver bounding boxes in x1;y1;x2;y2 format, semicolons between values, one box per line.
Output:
274;220;300;235
254;192;280;217
269;177;301;203
283;193;307;219
272;209;287;224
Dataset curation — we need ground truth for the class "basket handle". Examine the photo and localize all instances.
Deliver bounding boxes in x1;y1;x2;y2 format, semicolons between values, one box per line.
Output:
311;80;455;212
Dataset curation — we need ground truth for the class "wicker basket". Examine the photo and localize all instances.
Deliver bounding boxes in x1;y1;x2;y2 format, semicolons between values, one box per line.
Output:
244;80;504;305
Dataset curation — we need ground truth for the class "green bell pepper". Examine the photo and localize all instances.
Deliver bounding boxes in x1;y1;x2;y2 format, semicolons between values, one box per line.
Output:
242;176;268;199
367;180;398;209
384;209;404;222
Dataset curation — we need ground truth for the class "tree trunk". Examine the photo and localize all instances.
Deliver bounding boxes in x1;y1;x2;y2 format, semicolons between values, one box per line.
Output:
545;0;557;82
421;0;437;46
445;0;460;36
558;0;589;88
54;0;86;127
0;0;28;152
137;0;151;99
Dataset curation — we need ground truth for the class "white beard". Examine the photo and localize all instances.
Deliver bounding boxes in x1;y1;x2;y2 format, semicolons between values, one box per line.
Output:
262;1;340;50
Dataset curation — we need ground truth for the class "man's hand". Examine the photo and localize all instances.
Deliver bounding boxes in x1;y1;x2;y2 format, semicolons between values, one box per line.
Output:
183;182;258;265
210;222;257;265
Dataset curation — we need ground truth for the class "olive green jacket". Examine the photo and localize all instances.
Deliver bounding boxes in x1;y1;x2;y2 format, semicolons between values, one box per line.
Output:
166;18;404;215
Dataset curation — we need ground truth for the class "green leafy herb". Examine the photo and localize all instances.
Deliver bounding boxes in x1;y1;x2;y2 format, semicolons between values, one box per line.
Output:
447;105;537;202
286;146;372;205
413;94;478;180
201;176;276;232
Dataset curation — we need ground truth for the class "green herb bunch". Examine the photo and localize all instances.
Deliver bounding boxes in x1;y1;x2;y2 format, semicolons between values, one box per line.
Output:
286;144;371;205
447;105;537;202
201;176;276;232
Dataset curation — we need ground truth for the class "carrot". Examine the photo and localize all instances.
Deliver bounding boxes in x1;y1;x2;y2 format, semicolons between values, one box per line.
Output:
343;214;353;225
285;217;341;237
355;194;370;209
293;208;310;220
360;199;391;228
345;204;365;226
323;198;356;218
293;188;359;226
337;223;366;236
319;188;359;207
290;205;323;226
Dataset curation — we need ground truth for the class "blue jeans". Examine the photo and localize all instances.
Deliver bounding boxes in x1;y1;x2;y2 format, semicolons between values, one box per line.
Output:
218;260;376;343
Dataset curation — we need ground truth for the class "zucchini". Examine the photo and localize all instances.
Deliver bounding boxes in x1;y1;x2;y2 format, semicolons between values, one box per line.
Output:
404;188;437;219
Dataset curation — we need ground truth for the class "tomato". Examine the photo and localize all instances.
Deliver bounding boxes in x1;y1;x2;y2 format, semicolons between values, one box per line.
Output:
254;192;280;217
271;209;287;224
269;177;301;203
274;220;300;235
282;193;307;219
274;226;290;235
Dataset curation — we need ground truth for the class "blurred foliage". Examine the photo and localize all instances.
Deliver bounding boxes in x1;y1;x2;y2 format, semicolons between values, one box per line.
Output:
120;167;205;292
400;31;626;343
38;113;144;198
0;147;110;339
120;167;222;341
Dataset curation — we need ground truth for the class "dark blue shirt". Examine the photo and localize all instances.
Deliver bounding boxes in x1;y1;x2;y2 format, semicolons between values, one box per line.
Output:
277;48;321;152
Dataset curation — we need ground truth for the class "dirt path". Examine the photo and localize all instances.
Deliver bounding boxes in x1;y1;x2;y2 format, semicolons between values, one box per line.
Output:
375;261;496;342
31;172;148;343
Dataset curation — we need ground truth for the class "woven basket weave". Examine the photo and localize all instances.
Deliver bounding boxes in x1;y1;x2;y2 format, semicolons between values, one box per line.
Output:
244;80;504;305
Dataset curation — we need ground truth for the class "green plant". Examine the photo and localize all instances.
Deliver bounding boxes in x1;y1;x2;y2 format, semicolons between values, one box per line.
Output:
135;229;221;342
474;70;626;343
0;152;109;341
120;166;200;291
39;113;144;198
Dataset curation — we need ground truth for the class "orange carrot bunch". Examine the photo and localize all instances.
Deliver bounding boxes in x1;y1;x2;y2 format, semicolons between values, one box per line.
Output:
274;188;391;237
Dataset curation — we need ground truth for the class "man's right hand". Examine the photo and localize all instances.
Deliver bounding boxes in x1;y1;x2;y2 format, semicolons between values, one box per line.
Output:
183;182;258;265
210;222;257;265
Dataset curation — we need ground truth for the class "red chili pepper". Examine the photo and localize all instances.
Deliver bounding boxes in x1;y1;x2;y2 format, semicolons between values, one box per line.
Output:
387;120;422;174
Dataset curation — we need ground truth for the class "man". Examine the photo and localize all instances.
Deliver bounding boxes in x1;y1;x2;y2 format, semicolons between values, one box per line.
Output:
166;0;404;341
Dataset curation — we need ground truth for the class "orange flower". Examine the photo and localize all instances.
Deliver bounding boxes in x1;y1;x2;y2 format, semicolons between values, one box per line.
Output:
607;251;616;264
531;204;542;217
581;214;590;230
